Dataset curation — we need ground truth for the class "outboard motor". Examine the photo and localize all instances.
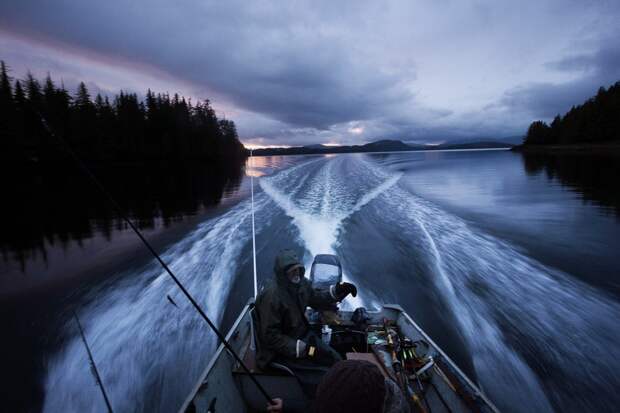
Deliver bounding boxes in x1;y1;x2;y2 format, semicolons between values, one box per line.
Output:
309;254;343;326
309;254;343;289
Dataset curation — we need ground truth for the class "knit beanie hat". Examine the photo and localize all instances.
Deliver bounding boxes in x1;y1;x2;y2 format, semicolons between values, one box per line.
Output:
313;360;386;413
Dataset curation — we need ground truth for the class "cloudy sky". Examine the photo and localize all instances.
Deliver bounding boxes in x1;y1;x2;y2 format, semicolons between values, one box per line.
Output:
1;1;619;147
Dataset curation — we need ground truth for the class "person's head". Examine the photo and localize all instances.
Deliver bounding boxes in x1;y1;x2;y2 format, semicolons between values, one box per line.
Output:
313;360;386;413
273;249;305;285
285;263;304;284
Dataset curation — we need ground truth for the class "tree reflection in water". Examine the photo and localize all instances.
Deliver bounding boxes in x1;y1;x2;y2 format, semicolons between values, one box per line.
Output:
520;151;620;216
1;161;244;271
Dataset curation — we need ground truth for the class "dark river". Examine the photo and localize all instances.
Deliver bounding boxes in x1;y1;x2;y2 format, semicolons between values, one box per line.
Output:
2;149;619;412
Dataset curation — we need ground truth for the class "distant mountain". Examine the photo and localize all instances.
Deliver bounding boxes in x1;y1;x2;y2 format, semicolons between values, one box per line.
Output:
410;136;524;146
251;139;513;156
361;139;415;151
496;136;525;145
434;141;514;150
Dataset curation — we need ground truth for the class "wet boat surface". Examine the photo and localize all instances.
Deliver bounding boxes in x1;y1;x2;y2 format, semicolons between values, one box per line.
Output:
181;299;499;413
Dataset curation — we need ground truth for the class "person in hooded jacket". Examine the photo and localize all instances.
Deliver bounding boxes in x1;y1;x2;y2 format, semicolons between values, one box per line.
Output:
255;249;358;396
312;360;410;413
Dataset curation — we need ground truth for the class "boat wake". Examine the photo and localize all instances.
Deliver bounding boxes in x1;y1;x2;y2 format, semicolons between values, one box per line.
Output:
357;156;620;412
43;153;620;412
43;195;275;412
400;193;620;412
259;154;620;411
260;155;400;309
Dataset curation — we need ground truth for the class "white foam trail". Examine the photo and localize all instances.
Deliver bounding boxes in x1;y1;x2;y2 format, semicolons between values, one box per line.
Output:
43;195;275;413
260;156;401;309
379;185;620;412
44;153;619;412
413;216;553;411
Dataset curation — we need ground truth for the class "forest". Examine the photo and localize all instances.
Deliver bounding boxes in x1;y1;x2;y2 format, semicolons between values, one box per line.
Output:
524;82;620;145
0;61;246;163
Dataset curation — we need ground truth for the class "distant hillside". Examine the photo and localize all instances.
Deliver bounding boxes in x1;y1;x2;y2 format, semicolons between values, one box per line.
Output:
436;136;523;146
497;135;525;145
362;139;415;151
251;139;512;156
519;81;620;147
435;141;514;150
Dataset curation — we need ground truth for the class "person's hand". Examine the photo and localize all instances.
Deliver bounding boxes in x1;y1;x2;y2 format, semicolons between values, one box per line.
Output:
335;282;357;300
305;335;327;359
297;339;321;359
267;398;283;412
296;339;307;358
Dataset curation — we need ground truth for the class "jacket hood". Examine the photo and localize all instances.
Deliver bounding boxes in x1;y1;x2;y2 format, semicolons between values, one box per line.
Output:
273;249;305;284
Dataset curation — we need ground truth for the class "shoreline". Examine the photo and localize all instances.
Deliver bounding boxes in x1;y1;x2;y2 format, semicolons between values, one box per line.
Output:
511;142;620;155
252;146;512;157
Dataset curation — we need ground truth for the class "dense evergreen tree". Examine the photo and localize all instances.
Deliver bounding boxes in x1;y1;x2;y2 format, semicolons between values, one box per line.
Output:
11;80;27;154
524;121;550;145
0;60;246;163
524;82;620;145
0;61;14;143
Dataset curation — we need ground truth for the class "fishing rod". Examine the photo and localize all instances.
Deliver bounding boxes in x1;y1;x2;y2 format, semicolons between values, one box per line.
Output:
37;115;276;406
73;310;114;413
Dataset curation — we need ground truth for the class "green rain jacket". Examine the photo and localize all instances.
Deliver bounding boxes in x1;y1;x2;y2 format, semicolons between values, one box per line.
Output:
255;250;338;369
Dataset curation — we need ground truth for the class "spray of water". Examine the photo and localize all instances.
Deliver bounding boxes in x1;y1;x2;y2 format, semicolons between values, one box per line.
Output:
379;180;620;412
43;194;277;412
259;155;401;309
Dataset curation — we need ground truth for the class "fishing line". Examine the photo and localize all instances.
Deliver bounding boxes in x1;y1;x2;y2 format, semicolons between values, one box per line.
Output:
37;115;276;406
250;149;258;298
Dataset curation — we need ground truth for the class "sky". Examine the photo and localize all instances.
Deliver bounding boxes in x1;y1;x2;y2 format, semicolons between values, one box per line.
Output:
1;0;619;147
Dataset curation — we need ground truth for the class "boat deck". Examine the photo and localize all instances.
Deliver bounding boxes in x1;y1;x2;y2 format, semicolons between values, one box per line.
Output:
181;300;499;413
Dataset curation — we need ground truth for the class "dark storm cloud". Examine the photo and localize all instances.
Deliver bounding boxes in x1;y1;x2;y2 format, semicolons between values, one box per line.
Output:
0;1;413;130
546;44;620;75
499;43;620;119
1;0;619;144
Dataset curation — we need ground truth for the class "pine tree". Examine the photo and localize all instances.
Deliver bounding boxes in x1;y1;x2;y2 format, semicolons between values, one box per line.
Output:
145;89;157;118
71;82;97;155
94;93;104;110
11;80;27;159
524;121;550;145
74;82;92;109
1;63;246;162
13;80;25;103
0;61;13;104
25;72;43;109
43;74;55;102
524;82;620;145
0;61;15;151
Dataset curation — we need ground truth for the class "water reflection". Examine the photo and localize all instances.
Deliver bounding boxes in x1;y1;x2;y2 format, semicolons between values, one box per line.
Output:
0;161;244;272
520;152;620;215
246;155;271;177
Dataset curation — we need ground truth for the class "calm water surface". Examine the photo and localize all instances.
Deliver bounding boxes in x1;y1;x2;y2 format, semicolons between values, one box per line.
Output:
2;150;619;412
